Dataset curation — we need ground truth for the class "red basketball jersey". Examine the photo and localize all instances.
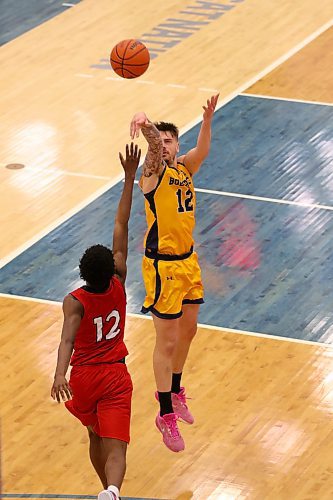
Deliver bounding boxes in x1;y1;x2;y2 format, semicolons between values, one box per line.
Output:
70;277;128;366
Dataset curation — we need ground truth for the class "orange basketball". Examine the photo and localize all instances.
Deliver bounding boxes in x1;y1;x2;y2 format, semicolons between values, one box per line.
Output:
110;39;150;79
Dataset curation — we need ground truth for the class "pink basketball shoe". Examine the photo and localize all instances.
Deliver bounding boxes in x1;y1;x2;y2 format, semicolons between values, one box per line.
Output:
155;412;185;452
172;387;194;424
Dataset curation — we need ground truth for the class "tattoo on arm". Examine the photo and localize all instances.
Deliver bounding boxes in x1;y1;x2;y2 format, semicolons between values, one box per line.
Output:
141;122;163;177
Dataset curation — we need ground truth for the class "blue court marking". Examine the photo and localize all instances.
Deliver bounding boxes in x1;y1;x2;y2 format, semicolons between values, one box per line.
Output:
0;0;81;46
188;95;333;204
1;96;333;343
91;0;247;66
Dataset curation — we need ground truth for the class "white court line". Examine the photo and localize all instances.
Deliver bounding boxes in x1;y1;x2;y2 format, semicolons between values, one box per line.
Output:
24;165;110;181
78;73;220;93
128;312;333;349
0;173;125;269
105;76;125;82
2;19;332;268
1;293;332;349
0;293;61;306
241;92;333;107
199;87;220;93
75;73;93;78
179;18;333;136
132;181;333;212
62;2;76;7
195;187;333;212
167;83;187;89
136;80;154;85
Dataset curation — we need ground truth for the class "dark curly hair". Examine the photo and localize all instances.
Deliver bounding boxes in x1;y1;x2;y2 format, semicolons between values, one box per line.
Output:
154;121;179;140
79;244;115;288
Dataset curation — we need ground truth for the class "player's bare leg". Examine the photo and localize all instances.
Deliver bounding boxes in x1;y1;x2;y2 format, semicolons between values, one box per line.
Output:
153;316;179;392
152;315;184;452
171;303;200;424
103;438;127;488
98;438;127;500
173;303;199;373
87;427;107;488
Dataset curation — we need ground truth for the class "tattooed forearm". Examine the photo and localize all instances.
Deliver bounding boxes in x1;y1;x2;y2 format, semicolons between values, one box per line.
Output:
141;122;163;177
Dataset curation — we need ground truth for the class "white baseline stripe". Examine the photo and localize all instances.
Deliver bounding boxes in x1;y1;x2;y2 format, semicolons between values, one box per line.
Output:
127;312;333;348
133;181;333;212
179;18;333;136
241;92;333;107
0;173;125;269
1;293;332;349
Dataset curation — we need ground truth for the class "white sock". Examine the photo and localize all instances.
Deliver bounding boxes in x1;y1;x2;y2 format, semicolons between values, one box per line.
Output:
107;485;120;498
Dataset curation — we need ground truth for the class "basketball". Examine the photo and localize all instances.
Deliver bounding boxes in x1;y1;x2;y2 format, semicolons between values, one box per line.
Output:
110;39;150;79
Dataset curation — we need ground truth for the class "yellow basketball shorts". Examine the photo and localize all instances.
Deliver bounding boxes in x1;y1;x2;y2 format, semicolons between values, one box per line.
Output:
141;250;204;319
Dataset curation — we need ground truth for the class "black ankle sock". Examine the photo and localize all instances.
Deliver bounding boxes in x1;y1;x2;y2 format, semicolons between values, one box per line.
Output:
158;391;173;416
171;372;182;394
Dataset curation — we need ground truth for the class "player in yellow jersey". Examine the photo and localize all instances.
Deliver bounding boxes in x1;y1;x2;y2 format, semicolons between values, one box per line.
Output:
130;94;219;452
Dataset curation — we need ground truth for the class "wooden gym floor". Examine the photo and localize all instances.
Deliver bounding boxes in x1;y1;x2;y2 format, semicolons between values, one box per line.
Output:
0;1;333;499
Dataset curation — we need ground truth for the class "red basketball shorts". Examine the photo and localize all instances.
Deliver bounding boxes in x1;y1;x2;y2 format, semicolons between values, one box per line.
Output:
65;362;133;443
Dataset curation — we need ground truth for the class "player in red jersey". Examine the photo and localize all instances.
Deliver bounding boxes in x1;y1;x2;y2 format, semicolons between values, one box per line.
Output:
51;143;141;500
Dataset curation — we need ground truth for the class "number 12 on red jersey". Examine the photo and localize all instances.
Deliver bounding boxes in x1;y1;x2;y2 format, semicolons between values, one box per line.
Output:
93;309;120;342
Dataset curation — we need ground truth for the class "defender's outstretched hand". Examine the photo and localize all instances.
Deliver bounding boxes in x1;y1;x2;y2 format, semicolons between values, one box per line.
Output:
202;94;219;121
119;142;141;177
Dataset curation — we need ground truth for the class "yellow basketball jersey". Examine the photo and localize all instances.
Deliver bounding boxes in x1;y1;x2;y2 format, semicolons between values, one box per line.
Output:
143;162;196;255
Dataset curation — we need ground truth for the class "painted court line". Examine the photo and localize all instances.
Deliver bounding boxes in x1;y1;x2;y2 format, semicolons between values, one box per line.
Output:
2;19;332;269
0;495;96;499
136;80;154;85
198;87;220;93
166;83;187;89
195;187;333;211
24;166;111;181
241;92;333;107
127;312;333;348
0;495;161;500
1;293;332;349
179;18;333;136
105;76;125;81
3;177;333;270
75;72;219;93
132;181;333;212
0;173;124;269
75;73;93;78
